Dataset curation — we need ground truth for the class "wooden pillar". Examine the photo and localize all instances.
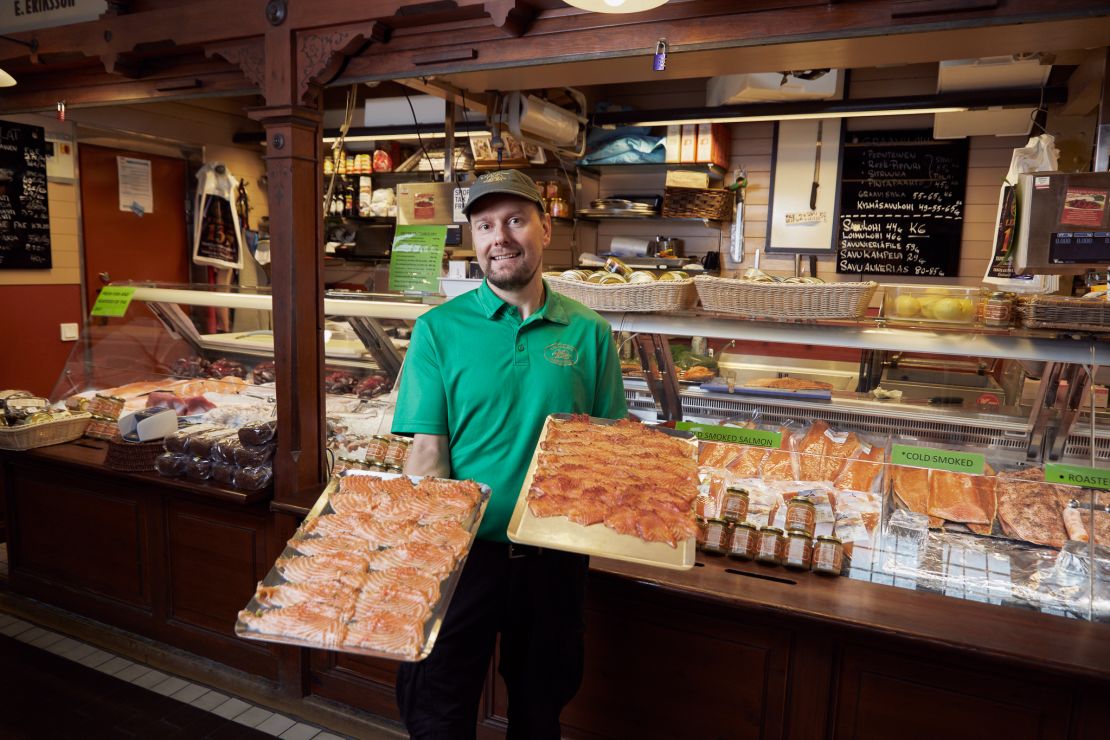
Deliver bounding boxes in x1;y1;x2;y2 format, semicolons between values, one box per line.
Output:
248;103;326;512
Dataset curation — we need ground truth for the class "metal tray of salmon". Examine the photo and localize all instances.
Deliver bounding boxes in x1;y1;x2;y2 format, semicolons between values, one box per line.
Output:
507;414;698;571
236;470;490;661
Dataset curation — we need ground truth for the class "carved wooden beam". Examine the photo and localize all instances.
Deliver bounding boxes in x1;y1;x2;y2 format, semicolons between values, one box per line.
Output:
100;50;142;79
205;38;266;91
480;0;538;37
296;29;367;106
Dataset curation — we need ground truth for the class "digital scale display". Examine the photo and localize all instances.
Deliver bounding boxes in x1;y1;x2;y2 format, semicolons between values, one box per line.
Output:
1050;232;1110;263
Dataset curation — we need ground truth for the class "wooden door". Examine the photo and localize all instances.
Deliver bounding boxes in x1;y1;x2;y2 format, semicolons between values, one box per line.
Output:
79;144;190;311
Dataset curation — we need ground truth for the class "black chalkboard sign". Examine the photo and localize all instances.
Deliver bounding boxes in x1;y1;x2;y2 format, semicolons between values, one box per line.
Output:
0;120;52;269
836;130;967;277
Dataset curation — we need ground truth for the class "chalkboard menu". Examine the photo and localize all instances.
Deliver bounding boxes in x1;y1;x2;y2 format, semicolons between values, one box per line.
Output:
836;130;967;277
0;120;51;269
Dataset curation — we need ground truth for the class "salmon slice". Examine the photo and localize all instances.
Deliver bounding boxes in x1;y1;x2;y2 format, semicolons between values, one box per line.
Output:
929;470;991;524
329;491;376;514
365;543;457;577
528;493;572;518
254;581;358;611
891;465;937;523
410;520;471;557
565;498;609;526
795;421;830;481
635;511;677;546
418;500;474;525
724;446;767;478
290;534;371;556
835;446;885;492
361;567;441;603
415;477;482;507
355;588;431;621
603;509;640;537
276;552;369;582
763;449;796;481
239;604;347;647
344;612;425;658
375;497;432;522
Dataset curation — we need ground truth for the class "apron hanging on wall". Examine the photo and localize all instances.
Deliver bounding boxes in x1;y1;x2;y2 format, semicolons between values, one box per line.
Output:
193;162;244;270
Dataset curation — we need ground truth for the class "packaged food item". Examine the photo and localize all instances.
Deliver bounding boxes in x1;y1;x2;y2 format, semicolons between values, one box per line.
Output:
233;464;274;491
212;434;243;463
372;149;392;172
726;522;759;560
699;518;730;554
785;496;817;538
756;526;785;564
233;443;275;467
211;461;236;484
364;435;390;464
239;419;277;446
186;427;235;459
185;456;213;481
813;535;845;575
164;424;225;453
384;436;411;467
783;530;813;570
720;486;749;523
154;452;190;477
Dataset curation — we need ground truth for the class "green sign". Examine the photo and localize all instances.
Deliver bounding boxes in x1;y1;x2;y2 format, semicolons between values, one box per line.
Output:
892;444;984;475
90;286;136;317
1045;463;1110;490
389;225;447;293
675;421;782;448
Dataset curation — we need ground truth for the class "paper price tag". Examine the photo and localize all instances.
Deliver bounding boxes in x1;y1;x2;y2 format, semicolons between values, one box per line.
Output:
90;286;136;318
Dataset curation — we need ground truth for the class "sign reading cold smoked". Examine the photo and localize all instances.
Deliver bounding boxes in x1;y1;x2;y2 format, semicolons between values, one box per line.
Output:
90;286;135;318
837;130;968;277
1044;463;1110;490
675;422;782;448
892;444;984;475
1;0;107;34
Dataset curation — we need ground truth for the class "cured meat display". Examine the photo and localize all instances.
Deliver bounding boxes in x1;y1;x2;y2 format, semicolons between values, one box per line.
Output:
526;415;699;547
237;473;487;660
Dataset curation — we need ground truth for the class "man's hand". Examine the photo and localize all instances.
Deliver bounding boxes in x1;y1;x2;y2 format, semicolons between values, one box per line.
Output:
404;434;451;479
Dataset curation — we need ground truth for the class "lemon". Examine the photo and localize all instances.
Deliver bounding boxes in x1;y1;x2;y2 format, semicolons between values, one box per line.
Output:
957;298;975;321
924;287;950;295
894;294;920;318
932;297;963;322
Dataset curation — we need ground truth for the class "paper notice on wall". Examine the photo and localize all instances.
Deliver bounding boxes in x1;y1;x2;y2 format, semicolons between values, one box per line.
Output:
117;156;153;214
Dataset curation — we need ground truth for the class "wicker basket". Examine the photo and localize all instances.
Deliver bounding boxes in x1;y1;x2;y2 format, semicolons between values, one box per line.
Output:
694;275;878;320
1019;295;1110;333
105;435;166;472
0;412;92;451
661;186;733;220
547;276;697;312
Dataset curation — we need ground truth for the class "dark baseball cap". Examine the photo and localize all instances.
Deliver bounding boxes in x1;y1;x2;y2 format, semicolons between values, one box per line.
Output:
463;169;545;218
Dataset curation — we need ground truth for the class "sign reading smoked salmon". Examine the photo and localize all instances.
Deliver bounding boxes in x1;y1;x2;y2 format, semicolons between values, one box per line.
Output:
675;421;782;449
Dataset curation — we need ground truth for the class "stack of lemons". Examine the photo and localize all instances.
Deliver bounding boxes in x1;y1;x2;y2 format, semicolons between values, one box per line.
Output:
891;287;977;323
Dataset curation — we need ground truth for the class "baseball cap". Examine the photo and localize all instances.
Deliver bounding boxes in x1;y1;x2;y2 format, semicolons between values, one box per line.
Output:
463;169;545;218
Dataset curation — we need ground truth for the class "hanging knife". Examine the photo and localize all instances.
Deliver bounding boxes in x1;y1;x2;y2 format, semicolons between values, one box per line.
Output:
810;119;823;211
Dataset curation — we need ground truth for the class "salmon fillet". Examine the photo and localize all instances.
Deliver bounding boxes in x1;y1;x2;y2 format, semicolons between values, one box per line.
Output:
834;445;885;492
929;470;991;524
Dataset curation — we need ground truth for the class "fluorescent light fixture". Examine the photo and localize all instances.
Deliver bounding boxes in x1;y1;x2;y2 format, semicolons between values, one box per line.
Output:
564;0;669;12
626;106;969;127
323;130;476;144
0;68;15;87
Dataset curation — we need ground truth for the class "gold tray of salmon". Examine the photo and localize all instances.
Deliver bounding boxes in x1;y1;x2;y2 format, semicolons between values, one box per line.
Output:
236;471;490;661
507;414;699;571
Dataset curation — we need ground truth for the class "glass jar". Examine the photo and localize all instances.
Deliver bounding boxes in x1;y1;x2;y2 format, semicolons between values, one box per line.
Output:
549;197;571;219
384;437;411;467
700;518;730;555
785;497;817;538
983;292;1014;328
720;486;749;523
604;256;633;278
726;522;759;560
813;535;845;576
756;526;785;565
365;435;390;464
784;529;813;570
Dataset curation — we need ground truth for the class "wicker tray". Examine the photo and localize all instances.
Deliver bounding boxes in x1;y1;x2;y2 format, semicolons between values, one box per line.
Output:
662;186;733;220
105;435;166;472
547;276;696;312
1019;295;1110;333
0;412;92;451
694;275;878;320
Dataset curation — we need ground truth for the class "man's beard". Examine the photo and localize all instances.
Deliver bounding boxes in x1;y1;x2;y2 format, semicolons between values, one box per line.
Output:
485;258;539;291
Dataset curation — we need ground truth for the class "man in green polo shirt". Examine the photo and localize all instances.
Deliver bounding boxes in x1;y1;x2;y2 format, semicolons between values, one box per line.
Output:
392;169;627;739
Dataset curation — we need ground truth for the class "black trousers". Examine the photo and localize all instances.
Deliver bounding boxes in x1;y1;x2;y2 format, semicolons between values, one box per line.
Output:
395;540;589;740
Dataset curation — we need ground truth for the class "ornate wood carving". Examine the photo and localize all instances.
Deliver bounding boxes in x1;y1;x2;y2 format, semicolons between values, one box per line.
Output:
296;29;365;106
483;0;537;37
205;38;266;91
100;50;142;79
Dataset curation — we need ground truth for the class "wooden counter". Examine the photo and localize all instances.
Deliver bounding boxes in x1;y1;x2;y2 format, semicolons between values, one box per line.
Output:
5;442;1109;738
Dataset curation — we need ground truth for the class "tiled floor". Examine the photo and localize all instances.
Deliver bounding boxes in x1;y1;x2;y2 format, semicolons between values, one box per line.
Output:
0;611;347;739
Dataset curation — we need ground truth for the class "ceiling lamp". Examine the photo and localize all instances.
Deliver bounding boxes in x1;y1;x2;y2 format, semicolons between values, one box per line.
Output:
0;68;15;87
564;0;669;13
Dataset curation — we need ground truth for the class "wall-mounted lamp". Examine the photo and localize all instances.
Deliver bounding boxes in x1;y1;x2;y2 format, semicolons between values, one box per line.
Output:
564;0;669;12
0;34;38;87
0;68;15;87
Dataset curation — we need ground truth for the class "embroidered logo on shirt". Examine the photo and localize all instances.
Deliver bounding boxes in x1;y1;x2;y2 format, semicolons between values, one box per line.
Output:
544;342;578;366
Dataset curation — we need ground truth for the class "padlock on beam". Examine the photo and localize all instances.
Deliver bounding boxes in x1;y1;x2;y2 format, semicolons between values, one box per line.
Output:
652;40;667;72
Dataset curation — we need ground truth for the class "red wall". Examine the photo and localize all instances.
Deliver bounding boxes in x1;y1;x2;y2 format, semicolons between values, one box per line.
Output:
0;284;84;397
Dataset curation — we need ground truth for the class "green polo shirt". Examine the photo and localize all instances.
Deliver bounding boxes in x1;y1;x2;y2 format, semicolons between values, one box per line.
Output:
392;279;628;542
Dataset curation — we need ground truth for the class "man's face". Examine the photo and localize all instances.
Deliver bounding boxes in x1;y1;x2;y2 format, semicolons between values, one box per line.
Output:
470;194;550;292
